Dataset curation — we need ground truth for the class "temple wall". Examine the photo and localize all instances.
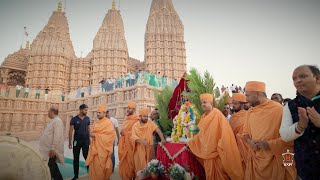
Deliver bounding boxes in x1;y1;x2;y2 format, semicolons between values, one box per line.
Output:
0;84;157;141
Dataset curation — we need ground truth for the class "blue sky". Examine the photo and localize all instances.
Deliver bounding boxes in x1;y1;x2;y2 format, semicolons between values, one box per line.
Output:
0;0;319;98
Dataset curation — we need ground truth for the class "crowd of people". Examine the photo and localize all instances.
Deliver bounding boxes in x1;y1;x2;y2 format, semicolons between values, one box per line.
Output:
98;70;179;92
40;101;166;180
0;84;54;100
0;71;180;102
38;64;319;180
221;92;293;121
221;84;244;94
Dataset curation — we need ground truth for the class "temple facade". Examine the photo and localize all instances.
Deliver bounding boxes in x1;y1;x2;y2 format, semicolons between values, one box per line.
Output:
144;0;186;80
0;0;186;141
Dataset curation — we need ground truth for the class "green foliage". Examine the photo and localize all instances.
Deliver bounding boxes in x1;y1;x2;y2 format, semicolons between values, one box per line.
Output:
184;68;216;115
217;93;229;112
154;86;174;131
154;68;227;128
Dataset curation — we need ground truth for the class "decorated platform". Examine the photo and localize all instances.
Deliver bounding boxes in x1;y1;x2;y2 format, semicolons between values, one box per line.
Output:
156;143;205;179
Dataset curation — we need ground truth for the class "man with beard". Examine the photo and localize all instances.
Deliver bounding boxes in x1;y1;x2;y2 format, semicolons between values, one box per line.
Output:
229;93;249;171
118;101;140;180
69;104;91;180
131;109;166;177
222;104;232;121
243;81;296;179
244;101;251;110
229;93;247;134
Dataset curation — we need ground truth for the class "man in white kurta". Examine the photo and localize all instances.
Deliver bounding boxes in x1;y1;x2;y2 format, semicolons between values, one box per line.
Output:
39;106;64;180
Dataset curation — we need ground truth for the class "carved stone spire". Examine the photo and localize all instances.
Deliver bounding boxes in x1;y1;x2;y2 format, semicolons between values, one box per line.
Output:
144;0;186;80
90;2;128;84
25;8;75;90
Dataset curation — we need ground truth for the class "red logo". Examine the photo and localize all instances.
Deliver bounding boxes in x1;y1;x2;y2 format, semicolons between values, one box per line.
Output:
282;149;294;166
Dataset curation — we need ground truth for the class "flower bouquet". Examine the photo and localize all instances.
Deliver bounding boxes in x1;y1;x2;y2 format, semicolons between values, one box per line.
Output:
138;159;166;180
168;163;192;180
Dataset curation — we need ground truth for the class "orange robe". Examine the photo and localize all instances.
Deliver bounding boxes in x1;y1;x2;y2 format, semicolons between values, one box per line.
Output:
118;114;139;180
229;110;247;135
85;117;115;180
131;120;158;175
188;108;244;180
229;110;249;170
243;100;296;180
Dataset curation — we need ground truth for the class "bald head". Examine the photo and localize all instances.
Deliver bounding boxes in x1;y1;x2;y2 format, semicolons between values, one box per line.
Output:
50;106;59;115
296;65;320;76
292;65;320;98
48;106;59;119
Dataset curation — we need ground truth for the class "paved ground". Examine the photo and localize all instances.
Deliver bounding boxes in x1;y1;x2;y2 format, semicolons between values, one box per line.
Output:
30;140;122;180
74;167;121;180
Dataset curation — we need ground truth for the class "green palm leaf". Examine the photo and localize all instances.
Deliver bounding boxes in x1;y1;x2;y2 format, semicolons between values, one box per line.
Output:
154;86;174;131
185;68;225;115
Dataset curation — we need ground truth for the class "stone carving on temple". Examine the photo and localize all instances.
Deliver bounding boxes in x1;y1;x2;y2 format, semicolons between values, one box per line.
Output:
11;113;22;132
22;114;28;131
7;100;12;109
4;114;11;131
0;100;4;109
30;115;36;131
0;114;3;131
16;100;22;110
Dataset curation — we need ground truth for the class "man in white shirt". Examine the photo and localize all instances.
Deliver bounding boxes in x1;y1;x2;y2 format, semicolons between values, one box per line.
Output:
280;65;320;179
137;70;143;84
125;72;131;87
44;88;50;100
130;73;136;86
39;106;64;180
106;110;120;173
24;85;30;98
35;87;41;99
15;84;22;97
80;87;85;97
222;104;232;121
231;84;236;93
110;78;115;91
105;78;110;91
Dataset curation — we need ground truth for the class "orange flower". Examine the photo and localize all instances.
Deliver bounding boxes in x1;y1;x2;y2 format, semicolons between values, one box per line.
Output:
185;101;191;107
